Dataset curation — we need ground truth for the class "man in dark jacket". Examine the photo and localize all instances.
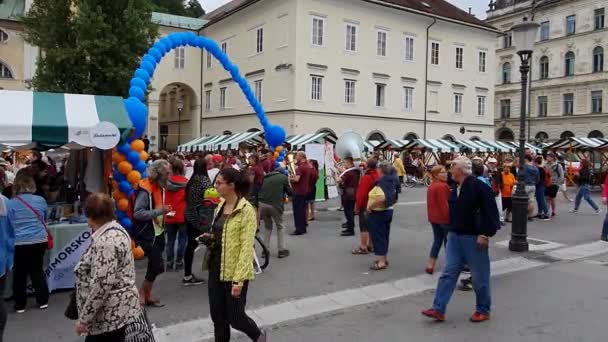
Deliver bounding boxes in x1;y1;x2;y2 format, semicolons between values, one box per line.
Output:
259;166;293;258
423;156;499;323
337;157;360;237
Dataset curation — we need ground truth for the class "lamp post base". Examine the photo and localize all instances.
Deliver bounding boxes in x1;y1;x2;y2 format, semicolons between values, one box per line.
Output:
509;188;529;252
509;235;529;252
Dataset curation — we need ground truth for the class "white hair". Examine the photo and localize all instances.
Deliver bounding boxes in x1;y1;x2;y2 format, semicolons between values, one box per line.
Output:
147;159;170;182
452;156;472;176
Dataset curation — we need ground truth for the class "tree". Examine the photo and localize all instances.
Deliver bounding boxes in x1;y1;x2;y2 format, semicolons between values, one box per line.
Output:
23;0;158;97
185;0;205;18
150;0;205;18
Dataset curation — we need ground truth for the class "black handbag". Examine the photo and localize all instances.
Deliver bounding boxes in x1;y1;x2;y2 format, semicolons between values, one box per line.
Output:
64;291;78;320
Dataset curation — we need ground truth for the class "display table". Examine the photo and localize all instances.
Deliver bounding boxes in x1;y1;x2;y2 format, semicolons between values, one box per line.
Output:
4;223;91;298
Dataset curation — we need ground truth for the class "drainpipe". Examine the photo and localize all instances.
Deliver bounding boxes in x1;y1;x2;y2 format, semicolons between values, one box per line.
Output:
198;27;204;137
423;17;436;139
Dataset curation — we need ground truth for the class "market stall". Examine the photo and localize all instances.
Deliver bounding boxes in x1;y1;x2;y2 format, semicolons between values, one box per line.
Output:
546;137;608;186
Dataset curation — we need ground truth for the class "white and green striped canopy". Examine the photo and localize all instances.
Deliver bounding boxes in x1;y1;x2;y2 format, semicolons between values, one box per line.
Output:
377;139;411;150
546;137;608;151
286;133;335;150
363;140;381;152
406;139;460;152
0;90;132;150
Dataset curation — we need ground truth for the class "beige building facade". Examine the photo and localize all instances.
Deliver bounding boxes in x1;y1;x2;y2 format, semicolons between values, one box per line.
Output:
487;0;607;142
200;0;500;142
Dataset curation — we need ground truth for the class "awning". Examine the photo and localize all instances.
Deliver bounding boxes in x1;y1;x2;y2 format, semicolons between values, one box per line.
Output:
197;135;233;151
286;133;332;150
177;136;211;152
456;140;496;152
507;141;542;153
407;139;460;152
482;140;518;153
363;140;381;152
377;139;410;150
0;90;132;150
219;131;263;150
546;137;608;151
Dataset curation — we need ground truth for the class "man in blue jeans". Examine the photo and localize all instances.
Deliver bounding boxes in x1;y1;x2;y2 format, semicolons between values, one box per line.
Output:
422;156;499;323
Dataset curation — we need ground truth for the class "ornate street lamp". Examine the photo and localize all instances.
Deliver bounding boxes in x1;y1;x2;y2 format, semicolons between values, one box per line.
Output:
176;98;184;146
509;17;539;252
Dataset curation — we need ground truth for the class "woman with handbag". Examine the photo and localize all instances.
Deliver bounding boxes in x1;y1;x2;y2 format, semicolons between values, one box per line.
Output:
200;168;267;341
74;193;141;341
7;172;50;313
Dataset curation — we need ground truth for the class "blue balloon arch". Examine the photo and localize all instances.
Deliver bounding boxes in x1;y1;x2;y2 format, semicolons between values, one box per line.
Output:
113;32;287;229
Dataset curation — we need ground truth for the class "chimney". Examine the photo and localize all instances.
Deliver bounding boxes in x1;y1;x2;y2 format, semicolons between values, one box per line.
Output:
468;7;472;14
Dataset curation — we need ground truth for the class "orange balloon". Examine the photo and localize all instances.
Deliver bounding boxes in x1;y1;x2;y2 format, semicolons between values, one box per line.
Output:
132;246;145;260
118;161;133;175
113;191;126;201
139;151;149;162
112;152;126;164
111;180;118;190
275;146;283;152
117;198;129;212
131;139;145;152
127;170;142;184
274;152;279;158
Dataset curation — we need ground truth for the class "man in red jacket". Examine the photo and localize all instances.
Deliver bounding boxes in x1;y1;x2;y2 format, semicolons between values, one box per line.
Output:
353;158;379;254
164;160;189;275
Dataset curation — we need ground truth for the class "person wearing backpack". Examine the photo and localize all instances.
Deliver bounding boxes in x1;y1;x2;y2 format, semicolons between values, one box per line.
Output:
544;153;563;217
535;156;550;220
366;163;398;271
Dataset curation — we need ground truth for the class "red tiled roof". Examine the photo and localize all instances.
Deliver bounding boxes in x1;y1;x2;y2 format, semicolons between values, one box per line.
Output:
204;0;497;31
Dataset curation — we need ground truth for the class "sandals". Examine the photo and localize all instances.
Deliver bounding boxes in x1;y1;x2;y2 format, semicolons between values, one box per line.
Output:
351;247;369;255
370;261;388;271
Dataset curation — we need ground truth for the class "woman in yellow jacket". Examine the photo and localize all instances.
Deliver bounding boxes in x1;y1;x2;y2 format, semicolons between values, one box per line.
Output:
393;152;406;185
200;168;267;342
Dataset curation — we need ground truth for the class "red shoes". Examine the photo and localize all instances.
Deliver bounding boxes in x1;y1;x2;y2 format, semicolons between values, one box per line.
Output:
470;312;491;322
421;309;445;322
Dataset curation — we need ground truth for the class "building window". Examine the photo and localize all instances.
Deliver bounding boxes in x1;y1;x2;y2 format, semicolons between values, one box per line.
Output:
566;15;576;35
565;51;575;76
563;93;574;115
403;86;414;111
344;79;356;104
174;47;185;69
538;96;548;117
593;46;604;73
502;62;511;84
376;30;387;57
454;93;463;114
430;42;440;65
477;96;486;116
254;80;263;102
478;51;487;72
429;90;438;112
220;87;227;110
500;99;511;119
455;46;463;69
345;23;357;52
311;16;324;46
595;8;605;30
591;91;603;113
311;75;323;101
0;62;12;79
206;51;212;69
221;42;228;54
0;29;7;43
205;90;211;112
404;36;414;61
375;83;386;107
255;27;264;53
540;21;550;41
503;31;512;48
539;56;549;79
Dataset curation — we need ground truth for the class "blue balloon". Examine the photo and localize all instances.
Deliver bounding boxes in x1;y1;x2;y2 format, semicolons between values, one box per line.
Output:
125;98;147;137
140;61;155;75
266;125;286;148
113;170;126;183
135;161;147;173
127;189;134;198
160;37;173;50
130;77;147;92
153;40;168;53
119;180;132;194
134;68;150;84
195;36;209;49
119;217;132;229
116;210;127;220
129;87;145;101
207;41;220;56
148;48;162;62
184;32;197;46
141;171;147;179
117;142;131;155
127;151;141;165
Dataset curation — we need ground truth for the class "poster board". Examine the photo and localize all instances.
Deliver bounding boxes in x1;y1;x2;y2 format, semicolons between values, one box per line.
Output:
324;142;339;199
305;143;326;201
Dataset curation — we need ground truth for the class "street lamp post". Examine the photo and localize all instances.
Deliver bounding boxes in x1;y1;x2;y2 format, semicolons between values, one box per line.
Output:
509;17;539;252
176;98;184;146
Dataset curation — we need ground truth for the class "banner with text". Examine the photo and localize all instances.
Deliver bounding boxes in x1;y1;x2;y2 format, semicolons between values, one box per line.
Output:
45;229;92;292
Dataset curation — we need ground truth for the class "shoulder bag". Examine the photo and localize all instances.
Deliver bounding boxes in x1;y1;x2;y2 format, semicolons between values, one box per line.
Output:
15;195;53;249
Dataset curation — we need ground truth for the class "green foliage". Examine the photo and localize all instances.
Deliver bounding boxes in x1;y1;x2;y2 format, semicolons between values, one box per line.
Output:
150;0;205;18
23;0;159;97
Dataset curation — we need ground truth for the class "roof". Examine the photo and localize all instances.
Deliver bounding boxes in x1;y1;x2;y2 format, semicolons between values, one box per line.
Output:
151;12;208;30
204;0;497;31
0;0;25;21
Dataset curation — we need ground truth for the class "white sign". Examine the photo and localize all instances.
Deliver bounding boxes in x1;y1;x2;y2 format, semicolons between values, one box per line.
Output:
45;230;92;291
90;121;120;150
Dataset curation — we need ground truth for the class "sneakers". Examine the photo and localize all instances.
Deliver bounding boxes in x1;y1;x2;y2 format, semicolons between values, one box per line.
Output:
470;312;491;323
16;309;26;314
421;309;445;322
278;249;290;259
541;215;551;221
596;209;602;215
39;304;49;310
569;209;578;213
458;277;473;291
182;275;205;286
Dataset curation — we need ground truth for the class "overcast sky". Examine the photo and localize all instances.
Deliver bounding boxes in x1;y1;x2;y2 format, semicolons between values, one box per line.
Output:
198;0;489;19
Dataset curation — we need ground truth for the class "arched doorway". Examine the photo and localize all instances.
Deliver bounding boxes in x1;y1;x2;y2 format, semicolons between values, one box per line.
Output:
496;128;515;141
560;131;575;139
589;130;604;138
222;130;233;135
247;128;261;132
158;83;198;151
403;132;419;140
367;131;385;142
535;131;549;143
442;134;455;142
470;136;481;141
